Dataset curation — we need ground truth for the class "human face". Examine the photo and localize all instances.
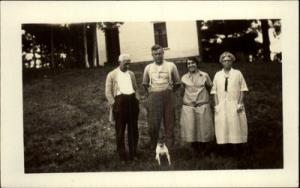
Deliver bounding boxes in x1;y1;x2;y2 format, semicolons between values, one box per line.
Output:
152;48;164;64
119;57;131;72
187;61;198;73
221;56;233;70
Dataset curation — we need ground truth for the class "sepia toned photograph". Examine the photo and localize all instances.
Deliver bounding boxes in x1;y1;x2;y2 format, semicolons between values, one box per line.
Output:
22;20;283;173
1;1;298;187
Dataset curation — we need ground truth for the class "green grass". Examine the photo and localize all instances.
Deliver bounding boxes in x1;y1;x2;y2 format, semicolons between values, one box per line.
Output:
23;61;283;173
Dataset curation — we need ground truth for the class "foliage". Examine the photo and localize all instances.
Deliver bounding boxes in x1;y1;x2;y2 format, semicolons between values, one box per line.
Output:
22;24;84;70
200;20;261;62
97;22;124;31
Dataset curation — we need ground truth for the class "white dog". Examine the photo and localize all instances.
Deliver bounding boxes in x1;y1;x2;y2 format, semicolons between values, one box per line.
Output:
155;143;171;166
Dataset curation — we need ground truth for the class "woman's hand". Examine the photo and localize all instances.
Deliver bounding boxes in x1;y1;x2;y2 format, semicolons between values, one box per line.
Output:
237;104;244;113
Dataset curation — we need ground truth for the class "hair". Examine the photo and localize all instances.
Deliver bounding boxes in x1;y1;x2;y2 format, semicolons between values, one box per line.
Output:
219;51;236;63
151;44;163;51
118;53;131;62
186;59;198;67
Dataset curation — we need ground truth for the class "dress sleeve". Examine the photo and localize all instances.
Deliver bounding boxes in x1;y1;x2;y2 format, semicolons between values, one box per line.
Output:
239;71;249;91
210;73;217;94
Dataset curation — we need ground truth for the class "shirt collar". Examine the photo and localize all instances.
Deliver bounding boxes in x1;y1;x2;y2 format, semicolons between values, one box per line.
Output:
118;67;128;74
222;68;234;77
154;60;166;65
187;70;202;78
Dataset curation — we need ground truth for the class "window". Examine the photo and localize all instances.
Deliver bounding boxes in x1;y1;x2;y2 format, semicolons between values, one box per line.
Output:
153;22;168;48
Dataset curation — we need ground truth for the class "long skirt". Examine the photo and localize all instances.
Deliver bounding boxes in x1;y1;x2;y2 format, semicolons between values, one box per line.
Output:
214;100;248;144
180;104;214;142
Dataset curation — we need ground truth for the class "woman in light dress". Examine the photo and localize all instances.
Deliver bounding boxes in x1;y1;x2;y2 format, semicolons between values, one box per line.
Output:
211;52;249;154
180;59;214;152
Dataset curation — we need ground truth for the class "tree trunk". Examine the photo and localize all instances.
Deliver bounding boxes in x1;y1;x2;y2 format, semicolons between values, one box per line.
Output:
92;23;98;67
83;24;90;68
32;48;37;68
196;21;204;62
50;26;55;69
261;19;271;62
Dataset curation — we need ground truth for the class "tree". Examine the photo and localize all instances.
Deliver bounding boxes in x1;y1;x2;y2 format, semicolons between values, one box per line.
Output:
92;23;99;67
83;24;90;68
196;21;204;62
200;20;258;62
261;19;271;62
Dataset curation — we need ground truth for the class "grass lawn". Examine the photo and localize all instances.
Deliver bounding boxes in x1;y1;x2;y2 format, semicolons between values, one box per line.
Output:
23;61;283;173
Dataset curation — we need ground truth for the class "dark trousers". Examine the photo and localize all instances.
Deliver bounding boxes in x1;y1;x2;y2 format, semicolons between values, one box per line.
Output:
113;94;139;160
147;89;174;150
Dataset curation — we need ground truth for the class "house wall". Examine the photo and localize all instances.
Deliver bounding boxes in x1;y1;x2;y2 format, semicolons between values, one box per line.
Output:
119;21;199;63
119;22;155;62
164;21;199;60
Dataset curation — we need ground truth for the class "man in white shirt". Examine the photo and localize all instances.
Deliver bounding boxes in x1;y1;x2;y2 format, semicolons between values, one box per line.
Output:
105;54;140;161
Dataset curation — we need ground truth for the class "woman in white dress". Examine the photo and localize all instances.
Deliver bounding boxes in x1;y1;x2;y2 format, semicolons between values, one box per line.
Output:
180;60;214;152
211;52;248;153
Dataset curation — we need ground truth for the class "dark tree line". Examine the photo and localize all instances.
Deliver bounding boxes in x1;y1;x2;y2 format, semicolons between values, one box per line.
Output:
197;19;274;62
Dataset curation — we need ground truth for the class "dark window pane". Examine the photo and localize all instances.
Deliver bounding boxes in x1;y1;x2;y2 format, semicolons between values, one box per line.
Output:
153;22;168;48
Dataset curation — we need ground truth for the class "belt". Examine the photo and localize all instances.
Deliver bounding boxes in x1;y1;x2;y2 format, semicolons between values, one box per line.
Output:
183;101;209;107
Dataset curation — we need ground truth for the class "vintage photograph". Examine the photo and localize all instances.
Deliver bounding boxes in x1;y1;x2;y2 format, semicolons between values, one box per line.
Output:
22;20;283;173
1;1;298;187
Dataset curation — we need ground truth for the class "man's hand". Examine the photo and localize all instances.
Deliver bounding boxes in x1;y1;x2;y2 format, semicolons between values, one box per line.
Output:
173;84;181;92
214;104;220;113
108;100;115;108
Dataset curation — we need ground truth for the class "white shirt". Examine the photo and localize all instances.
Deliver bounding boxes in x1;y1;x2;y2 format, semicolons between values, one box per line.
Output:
142;61;181;92
116;68;135;95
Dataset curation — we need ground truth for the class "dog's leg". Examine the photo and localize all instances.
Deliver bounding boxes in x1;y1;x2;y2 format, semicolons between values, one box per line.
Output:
155;154;161;165
166;154;171;166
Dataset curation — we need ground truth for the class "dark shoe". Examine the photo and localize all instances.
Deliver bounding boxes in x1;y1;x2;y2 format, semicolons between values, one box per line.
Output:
129;156;139;162
129;151;140;161
118;152;127;162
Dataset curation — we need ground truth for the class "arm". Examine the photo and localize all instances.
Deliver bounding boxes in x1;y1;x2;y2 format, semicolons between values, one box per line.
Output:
132;73;141;101
205;73;213;92
237;71;248;111
142;65;150;97
238;91;244;105
180;83;185;98
210;74;218;107
172;64;181;92
143;85;149;97
213;94;219;106
105;73;115;106
237;91;245;113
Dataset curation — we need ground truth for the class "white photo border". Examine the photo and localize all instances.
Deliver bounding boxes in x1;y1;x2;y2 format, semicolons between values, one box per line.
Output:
1;1;299;187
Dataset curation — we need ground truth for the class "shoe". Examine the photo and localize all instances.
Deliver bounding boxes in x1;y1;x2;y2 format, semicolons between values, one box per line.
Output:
129;152;139;161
